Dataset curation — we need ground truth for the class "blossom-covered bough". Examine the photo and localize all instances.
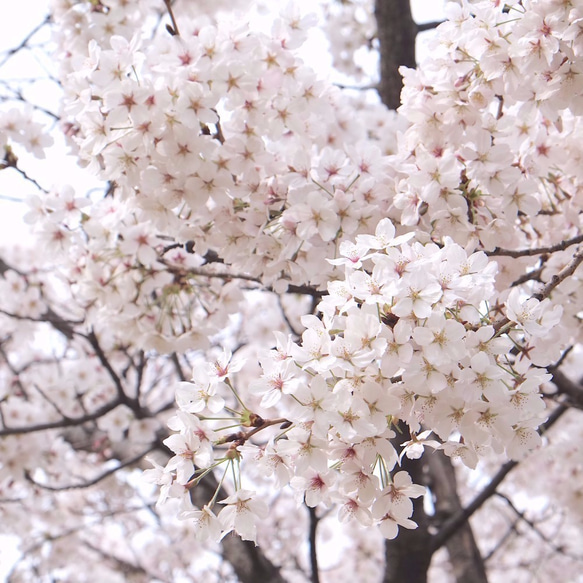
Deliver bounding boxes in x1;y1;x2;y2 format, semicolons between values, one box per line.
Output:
1;0;583;581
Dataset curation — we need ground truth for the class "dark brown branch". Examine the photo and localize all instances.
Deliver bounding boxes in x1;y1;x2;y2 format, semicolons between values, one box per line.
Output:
6;86;60;121
493;246;583;332
33;382;72;419
550;368;583;409
416;20;444;32
510;266;544;287
160;257;325;298
0;307;79;339
486;234;583;257
163;0;180;36
483;518;520;562
133;350;146;399
85;330;140;411
1;146;48;192
170;352;187;381
531;247;583;302
83;539;169;581
286;284;325;298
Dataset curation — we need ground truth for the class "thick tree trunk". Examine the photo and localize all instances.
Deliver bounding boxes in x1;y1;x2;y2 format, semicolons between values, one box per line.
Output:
383;453;432;583
427;453;489;583
374;0;417;110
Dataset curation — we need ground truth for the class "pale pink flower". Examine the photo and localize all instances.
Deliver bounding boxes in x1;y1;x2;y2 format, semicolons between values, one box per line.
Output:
219;489;269;542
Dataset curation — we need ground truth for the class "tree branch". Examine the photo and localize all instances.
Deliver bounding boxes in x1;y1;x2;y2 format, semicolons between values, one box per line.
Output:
0;398;121;436
163;0;180;36
486;234;583;257
550;368;583;409
493;246;583;332
85;330;140;411
416;21;444;33
0;15;51;69
23;446;156;491
494;492;583;560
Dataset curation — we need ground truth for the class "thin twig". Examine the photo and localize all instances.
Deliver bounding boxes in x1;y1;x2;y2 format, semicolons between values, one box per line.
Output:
0;15;51;69
495;492;583;560
163;0;180;36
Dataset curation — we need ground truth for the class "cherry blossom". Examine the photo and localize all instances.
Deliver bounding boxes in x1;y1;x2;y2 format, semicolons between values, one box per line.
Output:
3;0;583;580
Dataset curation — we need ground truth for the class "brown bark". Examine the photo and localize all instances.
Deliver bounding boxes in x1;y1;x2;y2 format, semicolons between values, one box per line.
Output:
220;536;287;583
374;0;417;110
427;453;488;583
383;452;432;583
383;423;435;583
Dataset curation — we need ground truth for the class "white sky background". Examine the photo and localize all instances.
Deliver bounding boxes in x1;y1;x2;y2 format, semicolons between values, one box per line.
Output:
0;0;445;579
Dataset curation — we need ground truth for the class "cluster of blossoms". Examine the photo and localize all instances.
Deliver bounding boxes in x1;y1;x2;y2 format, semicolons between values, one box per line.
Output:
153;218;566;542
321;0;377;80
2;0;583;578
22;0;408;355
394;0;583;255
38;0;583;551
0;107;54;159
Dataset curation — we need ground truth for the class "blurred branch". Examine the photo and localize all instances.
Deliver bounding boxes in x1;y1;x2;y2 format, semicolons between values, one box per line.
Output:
550;368;583;409
0;304;80;340
0;397;121;436
85;330;141;411
0;15;51;69
23;446;156;491
1;146;48;192
83;540;169;581
494;492;583;560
